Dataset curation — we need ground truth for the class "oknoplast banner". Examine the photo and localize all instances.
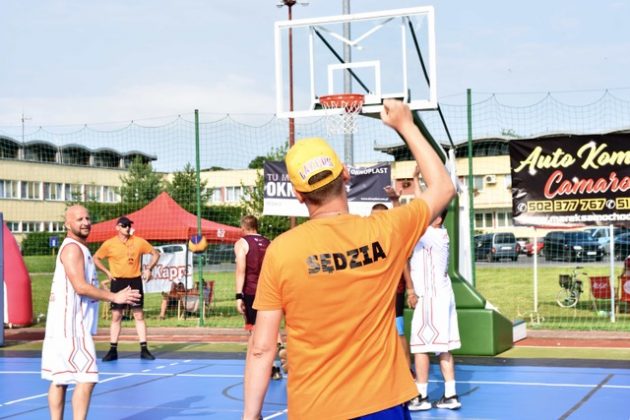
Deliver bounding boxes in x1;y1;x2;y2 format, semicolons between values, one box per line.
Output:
263;161;392;217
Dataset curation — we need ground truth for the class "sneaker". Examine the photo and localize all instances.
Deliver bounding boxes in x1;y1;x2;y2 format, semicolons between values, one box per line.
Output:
407;395;432;411
271;366;283;380
140;348;156;360
102;348;118;362
435;394;461;410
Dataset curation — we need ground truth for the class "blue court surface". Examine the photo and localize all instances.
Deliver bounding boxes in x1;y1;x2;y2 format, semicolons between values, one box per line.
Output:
0;356;629;419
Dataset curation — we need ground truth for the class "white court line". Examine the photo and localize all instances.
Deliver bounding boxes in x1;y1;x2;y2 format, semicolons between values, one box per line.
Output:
264;408;288;419
155;365;166;369
169;362;179;366
0;374;133;407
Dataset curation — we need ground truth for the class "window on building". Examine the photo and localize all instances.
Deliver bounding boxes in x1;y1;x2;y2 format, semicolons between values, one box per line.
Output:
225;186;242;203
65;184;83;201
46;221;64;232
209;188;222;204
473;176;484;191
44;182;63;201
103;186;120;203
6;221;19;232
474;212;494;229
22;221;42;232
504;174;512;189
85;185;102;202
21;181;41;200
0;179;19;198
496;211;513;227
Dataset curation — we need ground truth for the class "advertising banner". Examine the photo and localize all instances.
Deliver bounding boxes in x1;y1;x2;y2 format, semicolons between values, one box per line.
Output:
509;134;630;226
263;161;392;217
142;248;193;293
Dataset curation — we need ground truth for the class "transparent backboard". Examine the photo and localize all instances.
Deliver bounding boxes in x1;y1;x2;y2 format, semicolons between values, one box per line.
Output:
274;6;437;119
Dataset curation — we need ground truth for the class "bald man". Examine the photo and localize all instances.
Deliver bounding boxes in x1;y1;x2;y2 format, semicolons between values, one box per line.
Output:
41;205;141;420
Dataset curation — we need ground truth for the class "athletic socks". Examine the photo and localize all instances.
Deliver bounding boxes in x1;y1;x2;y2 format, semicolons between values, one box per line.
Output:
140;342;156;360
444;380;457;398
415;382;428;398
102;343;118;362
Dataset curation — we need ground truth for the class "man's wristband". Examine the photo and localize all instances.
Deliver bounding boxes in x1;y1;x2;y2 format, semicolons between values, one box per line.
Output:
235;293;244;300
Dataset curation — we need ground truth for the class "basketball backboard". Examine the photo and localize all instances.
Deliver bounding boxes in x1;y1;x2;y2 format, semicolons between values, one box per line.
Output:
274;6;437;119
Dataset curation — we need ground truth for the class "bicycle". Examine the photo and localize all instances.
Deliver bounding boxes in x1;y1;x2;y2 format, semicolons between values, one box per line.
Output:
556;266;588;308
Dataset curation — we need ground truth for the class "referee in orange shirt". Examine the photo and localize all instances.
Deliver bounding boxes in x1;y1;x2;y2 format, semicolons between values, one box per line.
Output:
94;216;160;361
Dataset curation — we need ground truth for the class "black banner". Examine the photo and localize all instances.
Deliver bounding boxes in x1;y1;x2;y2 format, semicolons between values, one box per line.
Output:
263;161;391;216
509;134;630;226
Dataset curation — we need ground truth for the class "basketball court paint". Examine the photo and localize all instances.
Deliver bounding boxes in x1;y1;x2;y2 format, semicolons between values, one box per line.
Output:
0;356;628;419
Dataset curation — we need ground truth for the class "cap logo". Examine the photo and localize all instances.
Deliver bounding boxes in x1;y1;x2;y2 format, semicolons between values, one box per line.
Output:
299;156;334;180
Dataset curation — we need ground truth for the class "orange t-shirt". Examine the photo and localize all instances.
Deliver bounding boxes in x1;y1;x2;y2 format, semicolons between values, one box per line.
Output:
254;198;430;419
94;236;154;278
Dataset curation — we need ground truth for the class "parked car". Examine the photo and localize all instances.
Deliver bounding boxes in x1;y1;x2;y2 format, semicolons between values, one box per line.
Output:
475;232;519;262
584;226;629;254
525;239;544;257
613;233;630;261
516;237;529;254
543;231;605;262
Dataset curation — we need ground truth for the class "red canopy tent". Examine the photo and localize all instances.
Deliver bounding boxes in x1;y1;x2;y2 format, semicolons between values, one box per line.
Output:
87;192;242;243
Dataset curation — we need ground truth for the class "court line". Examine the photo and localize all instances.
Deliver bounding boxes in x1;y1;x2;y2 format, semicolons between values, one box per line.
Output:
264;408;288;419
1;371;629;388
559;374;613;420
0;374;133;407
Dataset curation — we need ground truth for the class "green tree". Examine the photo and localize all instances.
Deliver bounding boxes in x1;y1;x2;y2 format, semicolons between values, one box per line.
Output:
247;142;289;169
165;163;212;211
119;157;163;205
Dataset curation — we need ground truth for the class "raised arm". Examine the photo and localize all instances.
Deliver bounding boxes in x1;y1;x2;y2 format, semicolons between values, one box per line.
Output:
380;100;455;222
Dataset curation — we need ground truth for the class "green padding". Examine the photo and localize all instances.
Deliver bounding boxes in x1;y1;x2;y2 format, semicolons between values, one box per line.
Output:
451;274;486;309
452;308;513;356
404;307;513;356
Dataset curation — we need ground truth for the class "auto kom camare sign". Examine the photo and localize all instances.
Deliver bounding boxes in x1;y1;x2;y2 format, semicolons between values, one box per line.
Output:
509;133;630;227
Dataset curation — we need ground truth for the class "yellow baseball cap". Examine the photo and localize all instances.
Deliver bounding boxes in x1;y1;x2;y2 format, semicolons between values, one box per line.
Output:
285;137;344;193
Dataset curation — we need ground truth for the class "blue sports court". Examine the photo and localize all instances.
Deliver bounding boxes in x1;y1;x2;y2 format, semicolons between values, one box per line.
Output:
0;355;628;419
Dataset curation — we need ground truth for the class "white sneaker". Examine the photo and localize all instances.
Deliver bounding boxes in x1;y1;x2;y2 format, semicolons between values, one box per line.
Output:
435;394;462;410
408;395;432;411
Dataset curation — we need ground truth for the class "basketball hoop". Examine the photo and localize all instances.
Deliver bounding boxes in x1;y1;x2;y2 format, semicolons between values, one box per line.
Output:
319;94;364;135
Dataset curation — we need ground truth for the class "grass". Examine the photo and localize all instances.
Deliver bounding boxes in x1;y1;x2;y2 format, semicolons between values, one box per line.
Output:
25;255;630;331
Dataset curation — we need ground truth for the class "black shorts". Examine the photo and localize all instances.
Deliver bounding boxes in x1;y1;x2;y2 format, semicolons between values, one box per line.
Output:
110;276;144;310
243;294;257;329
395;291;404;317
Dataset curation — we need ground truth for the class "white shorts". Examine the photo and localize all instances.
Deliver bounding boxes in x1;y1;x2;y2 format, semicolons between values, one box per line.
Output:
41;336;99;385
409;292;461;354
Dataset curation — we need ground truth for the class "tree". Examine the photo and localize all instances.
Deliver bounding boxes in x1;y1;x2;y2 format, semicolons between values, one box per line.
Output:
165;163;212;211
248;143;289;169
119;157;164;205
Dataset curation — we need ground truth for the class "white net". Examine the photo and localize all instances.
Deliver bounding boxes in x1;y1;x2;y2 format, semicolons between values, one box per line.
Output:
319;94;364;136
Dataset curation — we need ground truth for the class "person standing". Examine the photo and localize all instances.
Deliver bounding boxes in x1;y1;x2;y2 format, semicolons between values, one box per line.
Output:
407;164;462;411
235;215;283;380
94;216;160;361
41;205;141;420
242;99;456;420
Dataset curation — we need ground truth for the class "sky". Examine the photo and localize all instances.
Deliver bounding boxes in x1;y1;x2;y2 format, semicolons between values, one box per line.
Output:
1;0;629;128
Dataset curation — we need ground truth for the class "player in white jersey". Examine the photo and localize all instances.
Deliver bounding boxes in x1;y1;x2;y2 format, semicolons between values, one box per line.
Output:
407;167;461;412
41;205;140;420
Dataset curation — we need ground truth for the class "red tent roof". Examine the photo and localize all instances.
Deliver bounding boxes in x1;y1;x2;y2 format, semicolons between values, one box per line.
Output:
87;192;242;243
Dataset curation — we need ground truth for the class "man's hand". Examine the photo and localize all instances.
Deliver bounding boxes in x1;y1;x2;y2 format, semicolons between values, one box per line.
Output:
384;186;402;202
141;268;152;281
380;99;414;133
407;292;418;309
113;286;141;305
236;298;246;315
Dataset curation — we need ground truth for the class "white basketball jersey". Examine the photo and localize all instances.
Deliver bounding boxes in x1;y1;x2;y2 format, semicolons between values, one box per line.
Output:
45;238;99;338
409;226;451;297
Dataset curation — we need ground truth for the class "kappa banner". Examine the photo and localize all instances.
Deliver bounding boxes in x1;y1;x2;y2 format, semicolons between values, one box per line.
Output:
142;249;193;293
509;134;630;227
263;161;391;217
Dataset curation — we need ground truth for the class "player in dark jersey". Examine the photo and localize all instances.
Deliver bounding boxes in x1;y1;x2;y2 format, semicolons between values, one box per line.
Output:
235;215;283;379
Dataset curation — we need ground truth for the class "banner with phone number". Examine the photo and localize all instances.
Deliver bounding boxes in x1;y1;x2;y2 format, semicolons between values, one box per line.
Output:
509;133;630;227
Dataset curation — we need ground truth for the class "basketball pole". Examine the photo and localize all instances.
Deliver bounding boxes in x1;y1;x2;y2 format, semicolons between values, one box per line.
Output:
194;109;205;326
342;0;353;165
